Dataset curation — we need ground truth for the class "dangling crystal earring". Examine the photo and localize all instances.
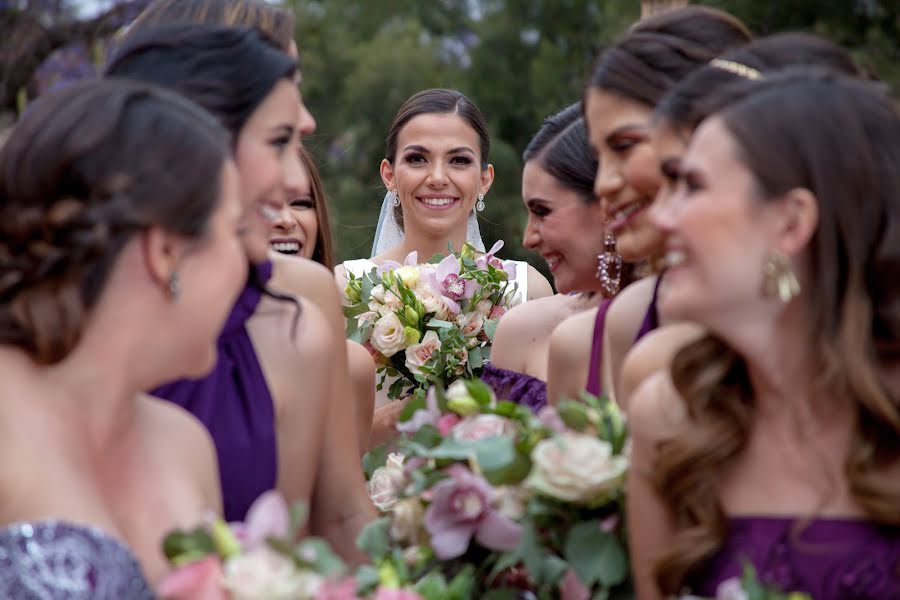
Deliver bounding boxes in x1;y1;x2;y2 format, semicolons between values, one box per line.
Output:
762;251;800;303
596;233;623;297
476;193;485;212
168;271;180;301
391;190;400;207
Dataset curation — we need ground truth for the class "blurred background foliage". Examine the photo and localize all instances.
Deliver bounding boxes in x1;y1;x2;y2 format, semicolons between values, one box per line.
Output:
2;0;898;274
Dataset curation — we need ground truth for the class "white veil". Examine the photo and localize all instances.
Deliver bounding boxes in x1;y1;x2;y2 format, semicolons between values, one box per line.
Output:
370;191;486;257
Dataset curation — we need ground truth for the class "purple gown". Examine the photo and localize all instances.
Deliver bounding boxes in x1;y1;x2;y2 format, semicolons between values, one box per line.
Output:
481;363;547;413
585;275;661;397
0;521;154;598
151;262;277;522
687;516;900;598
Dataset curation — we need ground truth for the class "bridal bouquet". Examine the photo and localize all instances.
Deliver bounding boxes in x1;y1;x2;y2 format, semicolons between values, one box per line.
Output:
343;242;521;401
159;491;422;600
681;563;812;600
360;380;632;599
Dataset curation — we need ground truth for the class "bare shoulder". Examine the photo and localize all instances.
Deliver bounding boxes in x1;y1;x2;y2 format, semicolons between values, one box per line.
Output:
497;294;569;335
549;307;597;361
139;397;216;461
525;264;553;300
620;323;705;410
627;370;687;443
492;295;567;370
346;339;376;377
607;276;658;345
270;253;341;306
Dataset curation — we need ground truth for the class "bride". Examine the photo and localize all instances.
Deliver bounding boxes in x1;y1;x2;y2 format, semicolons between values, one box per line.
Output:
336;88;552;422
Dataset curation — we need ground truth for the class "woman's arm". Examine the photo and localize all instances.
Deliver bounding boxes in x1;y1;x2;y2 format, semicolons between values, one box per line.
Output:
546;309;595;405
347;340;376;452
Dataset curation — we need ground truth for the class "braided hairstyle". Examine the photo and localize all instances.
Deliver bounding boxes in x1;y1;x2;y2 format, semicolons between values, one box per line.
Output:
0;79;231;364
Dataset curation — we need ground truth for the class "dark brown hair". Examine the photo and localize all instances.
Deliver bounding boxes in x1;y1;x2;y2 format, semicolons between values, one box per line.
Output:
129;0;295;50
587;6;752;107
654;71;900;592
0;79;231;364
298;146;335;270
385;88;491;228
655;32;863;132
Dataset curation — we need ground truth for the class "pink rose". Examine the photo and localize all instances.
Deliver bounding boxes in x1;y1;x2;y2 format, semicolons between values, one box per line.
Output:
456;311;485;338
489;305;507;320
158;557;227;600
452;414;516;442
404;330;441;375
315;577;358;600
436;413;462;436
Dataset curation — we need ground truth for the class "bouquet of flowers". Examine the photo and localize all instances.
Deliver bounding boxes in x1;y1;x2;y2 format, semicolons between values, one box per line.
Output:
343;242;521;401
159;491;422;600
682;563;812;600
360;379;632;600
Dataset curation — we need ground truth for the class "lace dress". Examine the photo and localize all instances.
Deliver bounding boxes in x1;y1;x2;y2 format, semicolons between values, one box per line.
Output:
0;521;154;599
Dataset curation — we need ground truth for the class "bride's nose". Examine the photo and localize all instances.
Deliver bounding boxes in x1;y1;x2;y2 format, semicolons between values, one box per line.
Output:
427;161;448;187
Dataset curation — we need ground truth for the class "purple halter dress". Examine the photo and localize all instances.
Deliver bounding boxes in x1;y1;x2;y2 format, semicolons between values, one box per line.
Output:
480;363;547;413
151;262;277;522
686;516;900;598
585;275;662;397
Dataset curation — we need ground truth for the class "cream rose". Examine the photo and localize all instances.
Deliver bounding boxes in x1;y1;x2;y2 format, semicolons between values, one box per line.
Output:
369;284;404;316
223;546;322;600
475;299;493;317
368;455;407;511
404;330;441;375
456;311;485;338
452;414;516;442
395;265;421;288
526;432;627;505
370;312;407;357
389;497;425;544
415;285;452;320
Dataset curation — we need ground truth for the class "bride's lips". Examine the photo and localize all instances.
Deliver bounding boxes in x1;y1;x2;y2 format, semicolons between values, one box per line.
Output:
416;194;460;211
608;198;651;233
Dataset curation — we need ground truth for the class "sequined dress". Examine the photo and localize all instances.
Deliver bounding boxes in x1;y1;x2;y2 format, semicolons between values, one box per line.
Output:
0;521;154;599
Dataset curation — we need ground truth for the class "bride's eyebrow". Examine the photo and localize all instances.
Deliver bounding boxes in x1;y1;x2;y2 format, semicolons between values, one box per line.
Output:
401;144;430;154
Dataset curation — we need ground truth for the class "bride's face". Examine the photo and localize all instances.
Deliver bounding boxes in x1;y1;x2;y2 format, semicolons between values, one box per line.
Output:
381;112;494;239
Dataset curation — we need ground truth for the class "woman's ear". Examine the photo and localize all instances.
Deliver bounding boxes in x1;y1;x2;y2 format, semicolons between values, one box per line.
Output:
480;163;495;197
380;159;396;192
774;187;818;257
142;227;188;297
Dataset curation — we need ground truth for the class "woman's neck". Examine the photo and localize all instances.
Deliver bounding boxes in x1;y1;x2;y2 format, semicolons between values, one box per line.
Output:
394;222;469;262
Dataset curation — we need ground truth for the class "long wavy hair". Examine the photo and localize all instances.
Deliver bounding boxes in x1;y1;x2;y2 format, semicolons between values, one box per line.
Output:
298;146;335;270
652;71;900;593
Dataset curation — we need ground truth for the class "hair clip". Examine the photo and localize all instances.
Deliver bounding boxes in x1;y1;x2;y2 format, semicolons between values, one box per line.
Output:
709;58;762;81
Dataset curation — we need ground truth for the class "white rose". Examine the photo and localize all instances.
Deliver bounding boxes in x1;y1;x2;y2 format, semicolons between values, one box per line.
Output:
475;299;493;317
389;497;425;544
223;546;322;600
452;414;516;442
368;284;403;316
395;265;421;288
405;330;441;375
415;285;451;320
456;311;485;338
368;461;407;511
370;312;407;357
526;432;627;505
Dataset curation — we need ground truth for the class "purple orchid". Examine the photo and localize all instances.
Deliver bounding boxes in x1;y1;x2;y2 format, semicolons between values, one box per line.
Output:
424;254;475;314
229;489;290;551
395;387;441;434
475;241;517;281
424;464;522;559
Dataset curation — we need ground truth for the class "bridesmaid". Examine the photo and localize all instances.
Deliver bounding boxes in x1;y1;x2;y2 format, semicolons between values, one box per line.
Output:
628;69;900;600
546;6;751;406
483;103;606;412
617;32;865;405
133;0;376;454
107;26;374;560
0;79;244;591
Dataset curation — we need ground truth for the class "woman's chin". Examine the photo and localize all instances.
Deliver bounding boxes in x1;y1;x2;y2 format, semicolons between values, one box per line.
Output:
616;227;665;265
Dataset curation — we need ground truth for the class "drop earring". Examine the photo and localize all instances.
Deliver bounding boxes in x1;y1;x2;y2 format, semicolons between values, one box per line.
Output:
168;271;180;301
761;251;800;303
596;234;623;297
476;193;485;212
391;190;400;207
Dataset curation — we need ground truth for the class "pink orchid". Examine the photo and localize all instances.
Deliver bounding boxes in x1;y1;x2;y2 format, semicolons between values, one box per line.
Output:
425;254;477;314
395;387;441;434
537;406;567;434
559;569;590;600
372;589;424;600
377;251;418;275
475;241;517;282
423;464;522;559
158;556;227;600
230;489;290;551
315;576;359;599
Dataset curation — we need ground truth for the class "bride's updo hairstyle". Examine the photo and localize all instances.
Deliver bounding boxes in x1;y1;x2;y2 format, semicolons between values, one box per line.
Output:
384;88;490;229
653;70;900;593
0;79;231;364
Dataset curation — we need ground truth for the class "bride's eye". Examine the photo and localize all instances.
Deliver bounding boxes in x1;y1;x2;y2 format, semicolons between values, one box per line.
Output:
450;156;473;166
403;153;426;165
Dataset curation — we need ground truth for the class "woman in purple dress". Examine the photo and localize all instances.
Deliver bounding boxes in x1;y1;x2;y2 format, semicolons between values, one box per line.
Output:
107;24;375;560
0;79;244;592
628;71;900;599
483;103;604;413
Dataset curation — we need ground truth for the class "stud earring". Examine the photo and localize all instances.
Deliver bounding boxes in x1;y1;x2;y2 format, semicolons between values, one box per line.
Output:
168;271;180;301
762;251;800;303
596;233;623;297
391;190;400;207
476;193;485;212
